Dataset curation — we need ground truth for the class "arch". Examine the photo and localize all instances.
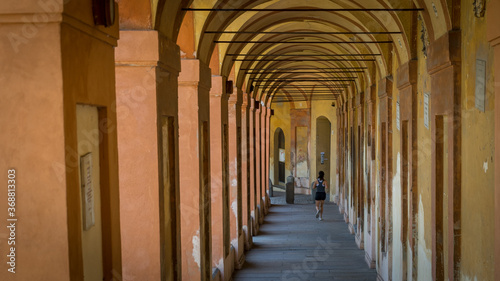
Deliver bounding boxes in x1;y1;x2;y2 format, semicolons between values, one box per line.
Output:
273;127;286;185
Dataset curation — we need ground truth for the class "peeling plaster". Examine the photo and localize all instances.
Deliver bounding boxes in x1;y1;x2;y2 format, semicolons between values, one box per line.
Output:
216;258;224;275
461;274;479;281
417;196;432;281
231;179;237;187
231;200;238;218
483;160;488;173
392;153;403;281
192;230;201;268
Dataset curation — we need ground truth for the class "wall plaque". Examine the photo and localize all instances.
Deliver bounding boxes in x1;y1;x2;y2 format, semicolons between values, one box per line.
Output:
396;101;400;131
80;153;95;231
475;59;486;112
279;148;285;162
424;93;430;129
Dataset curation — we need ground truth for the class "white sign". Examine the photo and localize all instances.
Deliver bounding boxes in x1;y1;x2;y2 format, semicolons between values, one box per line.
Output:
424;93;430;129
80;153;95;231
475;59;486;112
279;148;285;162
396;101;400;131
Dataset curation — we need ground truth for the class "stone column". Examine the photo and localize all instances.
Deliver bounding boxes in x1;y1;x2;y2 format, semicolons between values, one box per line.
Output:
0;3;120;280
378;77;393;278
249;99;260;234
178;59;212;281
256;103;264;225
355;92;365;250
209;75;228;279
260;105;269;214
265;106;272;209
228;87;245;268
487;1;500;278
427;31;461;281
396;60;418;277
241;92;253;249
115;30;182;281
364;84;377;269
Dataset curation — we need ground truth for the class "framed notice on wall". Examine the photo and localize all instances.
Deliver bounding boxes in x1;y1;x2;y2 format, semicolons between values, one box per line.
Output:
279;148;285;162
80;153;95;231
424;93;430;129
475;59;486;112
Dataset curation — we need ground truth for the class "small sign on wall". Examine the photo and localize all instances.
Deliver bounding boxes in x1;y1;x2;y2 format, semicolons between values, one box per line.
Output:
279;148;285;162
424;93;430;129
80;153;95;231
475;59;486;112
396;101;400;131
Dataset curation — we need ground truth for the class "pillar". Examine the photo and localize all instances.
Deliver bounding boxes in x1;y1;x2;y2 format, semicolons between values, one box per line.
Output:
487;0;500;278
427;31;461;281
115;30;181;281
260;104;269;214
0;3;122;280
228;87;245;268
265;106;272;209
178;59;212;281
249;98;259;234
256;103;265;225
209;75;229;280
378;77;394;279
241;92;253;249
396;60;419;278
364;85;377;269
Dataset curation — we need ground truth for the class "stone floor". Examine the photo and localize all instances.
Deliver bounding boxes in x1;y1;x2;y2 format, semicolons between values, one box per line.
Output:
233;193;377;281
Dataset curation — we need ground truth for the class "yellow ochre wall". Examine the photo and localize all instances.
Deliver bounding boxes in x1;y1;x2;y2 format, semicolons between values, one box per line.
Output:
310;101;338;201
270;101;292;186
270;99;337;200
459;1;495;280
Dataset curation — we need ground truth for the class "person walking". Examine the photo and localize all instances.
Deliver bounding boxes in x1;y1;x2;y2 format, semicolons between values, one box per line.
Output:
313;171;328;221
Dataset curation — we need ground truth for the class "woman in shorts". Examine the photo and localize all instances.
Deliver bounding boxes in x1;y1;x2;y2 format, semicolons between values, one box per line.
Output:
313;171;328;221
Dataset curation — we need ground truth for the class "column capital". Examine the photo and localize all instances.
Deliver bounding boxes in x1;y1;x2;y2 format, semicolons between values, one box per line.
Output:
116;30;180;73
210;75;227;99
378;76;393;99
178;59;211;90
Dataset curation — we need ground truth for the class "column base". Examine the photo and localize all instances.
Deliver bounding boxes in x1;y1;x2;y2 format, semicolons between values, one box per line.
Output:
212;268;222;281
242;225;253;250
355;232;364;249
348;222;355;235
365;252;376;269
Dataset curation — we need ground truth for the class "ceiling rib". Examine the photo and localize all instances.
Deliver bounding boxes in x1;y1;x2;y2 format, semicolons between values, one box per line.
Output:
228;53;381;56
206;31;401;34
183;8;423;12
215;40;393;44
242;67;367;70
234;58;375;61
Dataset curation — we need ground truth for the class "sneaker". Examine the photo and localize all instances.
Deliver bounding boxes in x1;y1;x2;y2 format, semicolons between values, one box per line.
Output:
315;209;320;218
319;217;323;221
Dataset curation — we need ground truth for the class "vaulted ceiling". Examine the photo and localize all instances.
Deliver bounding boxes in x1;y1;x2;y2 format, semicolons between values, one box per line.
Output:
140;0;456;105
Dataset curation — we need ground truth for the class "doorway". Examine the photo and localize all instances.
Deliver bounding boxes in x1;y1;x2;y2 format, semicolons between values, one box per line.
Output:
316;117;331;185
274;128;286;184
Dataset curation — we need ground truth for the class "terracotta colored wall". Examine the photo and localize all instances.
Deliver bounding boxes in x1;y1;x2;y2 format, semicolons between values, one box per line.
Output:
0;17;70;281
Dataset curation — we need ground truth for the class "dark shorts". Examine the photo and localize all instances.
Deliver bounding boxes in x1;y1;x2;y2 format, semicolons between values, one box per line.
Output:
315;192;326;201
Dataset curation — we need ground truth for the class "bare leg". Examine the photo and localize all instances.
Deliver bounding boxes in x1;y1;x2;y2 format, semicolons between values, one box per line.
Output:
315;201;320;218
319;201;325;218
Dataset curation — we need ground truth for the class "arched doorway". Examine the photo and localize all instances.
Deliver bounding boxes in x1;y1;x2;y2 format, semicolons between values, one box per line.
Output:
316;117;331;187
274;128;286;185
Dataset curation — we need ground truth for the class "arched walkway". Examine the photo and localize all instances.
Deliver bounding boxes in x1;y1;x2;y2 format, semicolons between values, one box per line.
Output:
233;197;377;280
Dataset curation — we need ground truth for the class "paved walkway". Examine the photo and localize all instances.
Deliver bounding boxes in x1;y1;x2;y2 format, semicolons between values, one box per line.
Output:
233;194;377;281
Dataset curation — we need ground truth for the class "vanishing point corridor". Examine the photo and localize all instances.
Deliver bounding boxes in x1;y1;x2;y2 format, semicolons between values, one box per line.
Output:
2;0;500;281
233;194;377;281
